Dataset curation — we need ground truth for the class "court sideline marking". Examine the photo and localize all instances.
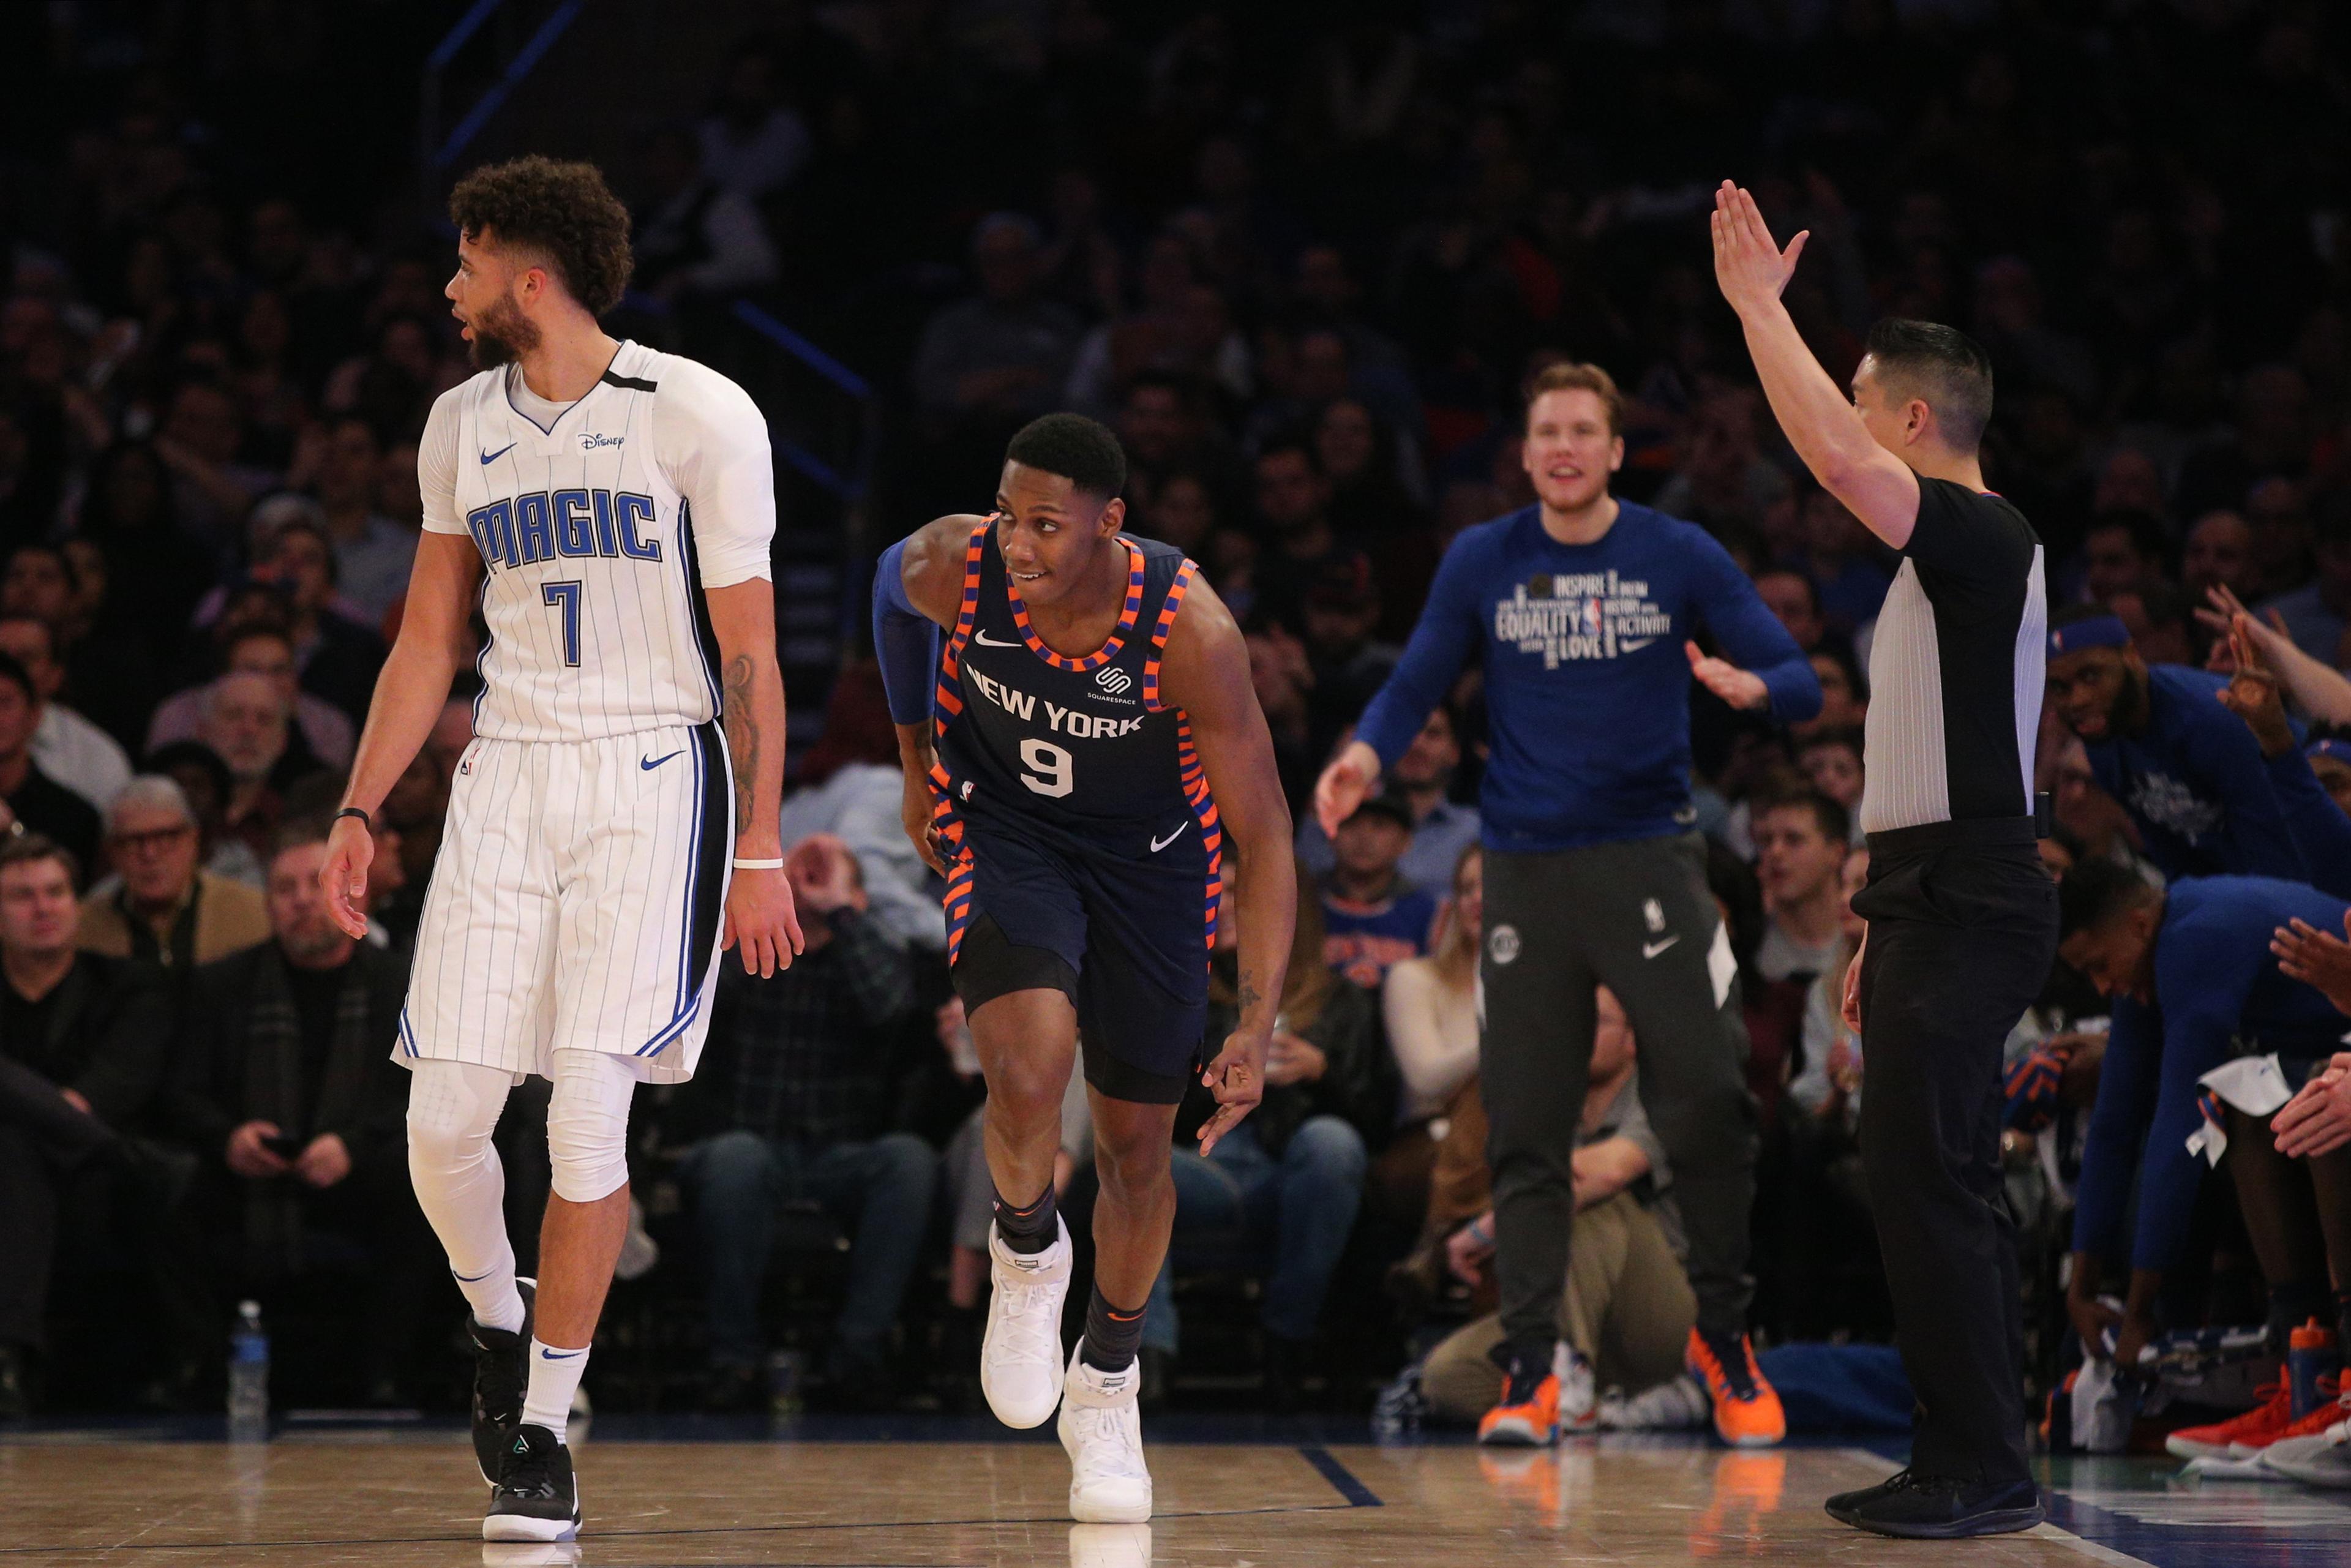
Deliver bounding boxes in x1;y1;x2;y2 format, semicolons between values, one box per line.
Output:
1295;1446;1382;1507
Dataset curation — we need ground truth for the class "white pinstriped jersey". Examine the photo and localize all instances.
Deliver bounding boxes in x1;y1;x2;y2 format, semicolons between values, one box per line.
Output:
419;340;774;743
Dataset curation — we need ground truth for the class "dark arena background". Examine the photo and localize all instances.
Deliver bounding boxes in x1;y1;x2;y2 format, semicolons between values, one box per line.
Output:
2;2;2349;1564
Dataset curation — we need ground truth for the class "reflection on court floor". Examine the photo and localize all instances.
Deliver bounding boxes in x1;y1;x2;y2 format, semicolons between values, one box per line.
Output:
0;1426;2342;1567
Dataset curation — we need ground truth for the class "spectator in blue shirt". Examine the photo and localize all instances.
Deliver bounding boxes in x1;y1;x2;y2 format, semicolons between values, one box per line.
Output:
1296;703;1478;893
1318;794;1438;991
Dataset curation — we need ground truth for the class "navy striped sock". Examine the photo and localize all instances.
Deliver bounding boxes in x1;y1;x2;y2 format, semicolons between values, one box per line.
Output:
991;1181;1057;1255
1080;1285;1146;1373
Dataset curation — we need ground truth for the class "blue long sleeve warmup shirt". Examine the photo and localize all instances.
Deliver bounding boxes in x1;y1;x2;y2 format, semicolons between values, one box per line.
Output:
1354;503;1821;853
2072;875;2350;1274
2086;665;2306;883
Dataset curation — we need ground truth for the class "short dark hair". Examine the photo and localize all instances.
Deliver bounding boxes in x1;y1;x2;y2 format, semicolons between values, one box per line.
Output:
0;649;34;707
2085;508;2168;562
2058;857;2158;940
1864;318;1994;452
0;831;78;889
1796;724;1864;762
1757;787;1851;847
1255;435;1321;476
1005;413;1127;500
271;812;334;861
449;156;634;317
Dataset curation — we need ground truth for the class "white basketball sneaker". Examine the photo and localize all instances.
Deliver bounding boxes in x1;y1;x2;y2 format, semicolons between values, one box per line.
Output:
1557;1341;1598;1433
2262;1419;2351;1486
980;1217;1073;1428
1059;1346;1153;1523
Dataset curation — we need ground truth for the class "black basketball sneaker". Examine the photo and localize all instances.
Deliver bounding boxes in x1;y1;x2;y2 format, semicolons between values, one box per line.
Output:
470;1277;537;1484
484;1423;581;1542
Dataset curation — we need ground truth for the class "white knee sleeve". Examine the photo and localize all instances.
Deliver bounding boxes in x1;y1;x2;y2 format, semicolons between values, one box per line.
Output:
546;1049;638;1203
406;1057;513;1177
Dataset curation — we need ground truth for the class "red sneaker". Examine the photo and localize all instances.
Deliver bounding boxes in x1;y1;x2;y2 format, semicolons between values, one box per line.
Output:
2165;1380;2294;1460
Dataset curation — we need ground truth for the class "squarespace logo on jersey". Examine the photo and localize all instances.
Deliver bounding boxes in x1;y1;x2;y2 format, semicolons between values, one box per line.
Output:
1494;570;1671;670
465;489;661;572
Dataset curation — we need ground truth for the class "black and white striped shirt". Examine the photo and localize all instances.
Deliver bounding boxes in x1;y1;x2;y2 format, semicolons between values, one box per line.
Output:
1858;477;2047;834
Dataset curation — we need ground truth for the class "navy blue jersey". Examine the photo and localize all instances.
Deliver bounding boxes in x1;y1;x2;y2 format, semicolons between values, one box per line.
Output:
928;520;1220;969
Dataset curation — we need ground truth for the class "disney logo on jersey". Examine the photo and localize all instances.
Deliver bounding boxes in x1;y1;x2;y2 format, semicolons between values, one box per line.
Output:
580;432;623;451
1493;569;1672;670
967;666;1147;740
465;488;661;573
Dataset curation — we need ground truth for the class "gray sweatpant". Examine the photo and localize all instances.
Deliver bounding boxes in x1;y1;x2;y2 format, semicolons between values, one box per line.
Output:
1481;832;1757;1351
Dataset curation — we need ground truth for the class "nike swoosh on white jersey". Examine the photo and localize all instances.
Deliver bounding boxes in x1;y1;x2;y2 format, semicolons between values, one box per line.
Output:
1618;637;1657;652
1641;936;1679;959
1150;823;1190;852
973;629;1019;647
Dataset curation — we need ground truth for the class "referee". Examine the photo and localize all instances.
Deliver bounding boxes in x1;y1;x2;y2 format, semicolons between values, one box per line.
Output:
1714;182;2053;1538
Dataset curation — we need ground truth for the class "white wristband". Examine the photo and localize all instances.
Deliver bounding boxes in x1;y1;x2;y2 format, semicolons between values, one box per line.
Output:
732;857;784;871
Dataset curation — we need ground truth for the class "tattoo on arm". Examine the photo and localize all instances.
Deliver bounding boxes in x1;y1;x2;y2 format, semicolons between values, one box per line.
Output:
724;653;758;836
1238;978;1262;1016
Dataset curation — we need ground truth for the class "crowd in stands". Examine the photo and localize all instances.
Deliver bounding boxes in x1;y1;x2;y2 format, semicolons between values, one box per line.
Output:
5;0;2351;1431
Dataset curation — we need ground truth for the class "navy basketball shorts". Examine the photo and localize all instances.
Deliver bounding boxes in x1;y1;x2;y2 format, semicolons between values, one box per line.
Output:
946;823;1214;1105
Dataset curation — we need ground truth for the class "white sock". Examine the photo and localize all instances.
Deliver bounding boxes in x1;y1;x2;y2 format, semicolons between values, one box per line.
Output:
407;1060;527;1334
523;1338;589;1436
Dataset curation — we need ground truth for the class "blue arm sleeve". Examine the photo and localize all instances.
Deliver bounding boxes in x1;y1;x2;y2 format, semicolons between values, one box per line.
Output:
2269;749;2351;900
1354;532;1485;769
871;537;940;727
2185;704;2308;881
1690;535;1823;723
2071;996;2158;1260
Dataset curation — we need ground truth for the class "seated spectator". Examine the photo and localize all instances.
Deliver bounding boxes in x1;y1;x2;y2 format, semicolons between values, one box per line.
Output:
1777;847;1889;1341
2047;603;2307;883
2078;509;2169;606
1752;792;1852;983
1415;985;1693;1426
0;835;174;1415
1319;794;1438;989
0;651;99;870
1297;704;1478;891
1793;653;1867;741
1374;843;1482;1230
1247;619;1316;813
0;614;130;813
910;213;1081;439
306;418;416;628
1753;567;1837;659
2182;509;2257;605
775;661;945;953
78;776;270;975
1300;556;1401;764
1796;487;1892;636
1250;440;1365;633
4;541;158;754
678;835;932;1408
2256;490;2351;663
144;622;354;775
164;822;423;1404
252;519;388;725
143;740;268;888
199;670;319;869
2058;861;2351;1365
1144;868;1393;1407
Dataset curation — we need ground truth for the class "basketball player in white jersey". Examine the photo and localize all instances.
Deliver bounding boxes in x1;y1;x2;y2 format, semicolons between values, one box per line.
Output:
318;156;801;1544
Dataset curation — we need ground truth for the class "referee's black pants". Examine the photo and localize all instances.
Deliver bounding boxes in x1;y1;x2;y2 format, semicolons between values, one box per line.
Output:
1853;817;2055;1486
1481;833;1758;1351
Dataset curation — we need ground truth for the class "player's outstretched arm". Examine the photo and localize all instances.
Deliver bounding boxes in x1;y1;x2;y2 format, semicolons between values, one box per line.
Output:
876;514;989;876
323;531;483;938
1710;179;1921;547
708;580;805;977
1159;576;1297;1154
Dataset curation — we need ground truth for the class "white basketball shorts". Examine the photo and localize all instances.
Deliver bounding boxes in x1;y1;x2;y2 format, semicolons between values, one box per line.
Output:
395;721;734;1084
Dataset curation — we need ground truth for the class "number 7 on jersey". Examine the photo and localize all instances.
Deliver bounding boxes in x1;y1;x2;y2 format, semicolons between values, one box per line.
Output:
542;580;582;667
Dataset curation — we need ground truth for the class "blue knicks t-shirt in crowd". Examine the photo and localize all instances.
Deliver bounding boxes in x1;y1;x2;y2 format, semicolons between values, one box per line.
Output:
2084;664;2306;883
1355;503;1821;853
1320;881;1438;990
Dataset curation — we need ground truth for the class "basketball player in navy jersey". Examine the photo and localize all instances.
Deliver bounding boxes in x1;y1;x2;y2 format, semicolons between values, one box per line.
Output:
872;414;1295;1522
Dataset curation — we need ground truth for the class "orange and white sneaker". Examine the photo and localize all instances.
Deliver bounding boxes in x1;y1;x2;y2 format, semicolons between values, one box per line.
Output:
2165;1379;2298;1460
1685;1327;1786;1449
1478;1347;1561;1447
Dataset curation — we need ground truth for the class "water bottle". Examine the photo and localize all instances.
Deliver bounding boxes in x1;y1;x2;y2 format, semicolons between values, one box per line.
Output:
2289;1318;2339;1419
227;1300;269;1442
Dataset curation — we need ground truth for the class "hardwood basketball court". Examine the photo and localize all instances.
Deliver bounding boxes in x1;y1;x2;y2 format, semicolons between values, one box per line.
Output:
1;1422;2330;1567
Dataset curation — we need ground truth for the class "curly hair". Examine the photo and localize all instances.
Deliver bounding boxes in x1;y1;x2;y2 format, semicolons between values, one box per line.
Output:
448;156;633;317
